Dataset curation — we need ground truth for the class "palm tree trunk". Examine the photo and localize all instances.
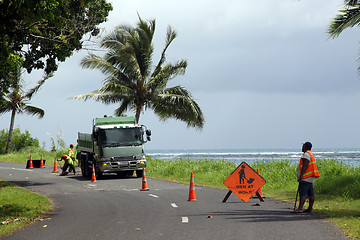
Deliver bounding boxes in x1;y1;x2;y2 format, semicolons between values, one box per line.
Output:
5;109;16;154
135;104;142;124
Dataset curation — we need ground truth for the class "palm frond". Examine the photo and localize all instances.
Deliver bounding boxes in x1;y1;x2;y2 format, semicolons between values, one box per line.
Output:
149;60;187;90
329;4;360;38
114;97;132;116
97;81;134;95
70;92;124;104
25;72;53;100
23;104;44;118
152;26;177;78
153;86;204;129
346;0;359;6
81;53;123;76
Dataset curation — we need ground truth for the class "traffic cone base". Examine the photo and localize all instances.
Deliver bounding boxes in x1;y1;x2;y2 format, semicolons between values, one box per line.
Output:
91;164;96;182
188;172;196;201
140;168;149;191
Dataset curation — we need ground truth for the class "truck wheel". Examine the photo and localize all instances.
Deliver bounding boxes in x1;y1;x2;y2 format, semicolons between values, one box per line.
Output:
136;170;143;178
96;168;103;179
81;158;89;178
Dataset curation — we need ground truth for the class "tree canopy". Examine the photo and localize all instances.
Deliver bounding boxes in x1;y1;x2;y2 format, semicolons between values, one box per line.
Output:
72;16;205;129
0;0;113;101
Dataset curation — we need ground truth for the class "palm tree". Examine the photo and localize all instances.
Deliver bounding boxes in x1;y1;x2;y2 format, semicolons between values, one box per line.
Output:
329;0;360;38
71;15;204;129
0;63;51;154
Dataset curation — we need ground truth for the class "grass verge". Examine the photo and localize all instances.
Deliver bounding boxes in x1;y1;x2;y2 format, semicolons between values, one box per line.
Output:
146;157;360;240
0;180;52;237
0;151;359;239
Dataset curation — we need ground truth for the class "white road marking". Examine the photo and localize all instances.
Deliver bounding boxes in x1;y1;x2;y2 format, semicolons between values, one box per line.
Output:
182;217;189;223
149;194;159;198
0;167;33;172
171;203;178;208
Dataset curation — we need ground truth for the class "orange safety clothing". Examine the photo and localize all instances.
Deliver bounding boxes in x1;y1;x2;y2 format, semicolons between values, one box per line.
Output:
300;150;320;179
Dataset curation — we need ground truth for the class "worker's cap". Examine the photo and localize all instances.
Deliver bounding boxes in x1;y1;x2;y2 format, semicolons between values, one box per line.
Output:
61;155;67;159
70;144;74;148
302;142;312;149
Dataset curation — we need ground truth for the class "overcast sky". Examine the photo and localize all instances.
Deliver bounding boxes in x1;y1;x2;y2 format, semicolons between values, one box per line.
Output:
2;0;360;151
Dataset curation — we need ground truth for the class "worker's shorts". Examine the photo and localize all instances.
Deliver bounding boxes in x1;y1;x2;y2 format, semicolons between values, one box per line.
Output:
299;181;315;198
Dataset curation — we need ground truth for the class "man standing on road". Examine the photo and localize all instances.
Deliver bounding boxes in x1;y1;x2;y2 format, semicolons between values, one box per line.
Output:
68;144;76;166
295;142;320;213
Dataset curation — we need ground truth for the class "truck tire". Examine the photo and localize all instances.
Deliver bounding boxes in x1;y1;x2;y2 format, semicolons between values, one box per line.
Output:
81;155;89;178
136;170;143;178
81;153;92;178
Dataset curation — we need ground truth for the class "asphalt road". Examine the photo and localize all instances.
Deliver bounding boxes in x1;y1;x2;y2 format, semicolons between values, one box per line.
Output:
0;162;349;240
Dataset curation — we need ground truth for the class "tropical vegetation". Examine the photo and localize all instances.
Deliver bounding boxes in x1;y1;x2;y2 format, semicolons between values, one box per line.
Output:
0;60;51;154
0;0;113;103
71;15;204;128
0;127;40;154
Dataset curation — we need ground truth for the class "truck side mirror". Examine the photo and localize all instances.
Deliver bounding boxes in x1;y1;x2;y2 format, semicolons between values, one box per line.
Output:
146;129;151;136
147;136;151;141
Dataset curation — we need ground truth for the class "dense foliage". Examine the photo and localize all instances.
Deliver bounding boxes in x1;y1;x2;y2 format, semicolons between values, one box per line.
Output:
0;128;39;154
0;0;113;101
72;16;204;128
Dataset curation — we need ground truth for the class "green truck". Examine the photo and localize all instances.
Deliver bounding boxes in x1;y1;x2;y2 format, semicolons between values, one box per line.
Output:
77;116;151;179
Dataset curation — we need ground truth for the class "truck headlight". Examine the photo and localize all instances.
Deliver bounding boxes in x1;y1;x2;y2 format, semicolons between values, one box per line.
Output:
133;155;145;160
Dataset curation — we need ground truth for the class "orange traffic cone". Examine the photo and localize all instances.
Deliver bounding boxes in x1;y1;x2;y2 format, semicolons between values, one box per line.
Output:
140;168;149;191
91;164;96;182
188;172;196;201
40;154;45;168
28;154;33;169
52;157;58;173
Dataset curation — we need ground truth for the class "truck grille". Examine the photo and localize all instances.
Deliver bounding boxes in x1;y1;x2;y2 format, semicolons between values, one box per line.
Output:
112;157;134;161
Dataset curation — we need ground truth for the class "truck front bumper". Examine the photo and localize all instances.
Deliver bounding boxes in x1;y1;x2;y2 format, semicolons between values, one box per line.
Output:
99;160;146;173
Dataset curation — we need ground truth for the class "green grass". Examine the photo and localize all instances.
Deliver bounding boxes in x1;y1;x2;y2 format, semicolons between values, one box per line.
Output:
146;157;360;240
0;146;67;165
0;180;52;237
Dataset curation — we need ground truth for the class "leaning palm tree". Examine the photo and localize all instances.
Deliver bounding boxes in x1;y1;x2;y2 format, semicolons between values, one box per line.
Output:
71;16;204;129
0;63;51;154
329;0;360;38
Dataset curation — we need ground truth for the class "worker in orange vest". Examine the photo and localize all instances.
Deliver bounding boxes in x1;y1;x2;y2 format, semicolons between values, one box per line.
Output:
295;142;320;213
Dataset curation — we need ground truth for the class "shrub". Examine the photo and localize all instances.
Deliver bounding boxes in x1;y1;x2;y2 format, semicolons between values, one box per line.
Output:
0;127;40;154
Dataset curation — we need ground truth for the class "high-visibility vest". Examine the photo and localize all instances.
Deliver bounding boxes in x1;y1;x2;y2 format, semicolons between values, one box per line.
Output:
68;148;75;158
300;150;320;179
64;155;74;165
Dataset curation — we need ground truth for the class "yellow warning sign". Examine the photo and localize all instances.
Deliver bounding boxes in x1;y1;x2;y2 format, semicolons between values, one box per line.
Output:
223;162;266;202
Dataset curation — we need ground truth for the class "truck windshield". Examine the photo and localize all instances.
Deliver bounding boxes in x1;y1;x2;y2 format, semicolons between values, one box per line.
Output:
97;127;143;147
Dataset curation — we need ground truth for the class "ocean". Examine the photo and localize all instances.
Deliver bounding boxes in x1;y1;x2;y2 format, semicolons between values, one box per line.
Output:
146;148;360;167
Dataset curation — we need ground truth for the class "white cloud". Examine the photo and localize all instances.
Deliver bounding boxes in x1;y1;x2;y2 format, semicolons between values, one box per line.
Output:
1;0;360;151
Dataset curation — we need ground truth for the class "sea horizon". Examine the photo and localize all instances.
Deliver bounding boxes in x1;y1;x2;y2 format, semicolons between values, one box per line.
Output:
145;148;360;167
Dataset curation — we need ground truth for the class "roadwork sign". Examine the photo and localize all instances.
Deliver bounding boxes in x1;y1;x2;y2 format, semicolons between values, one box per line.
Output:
223;162;266;202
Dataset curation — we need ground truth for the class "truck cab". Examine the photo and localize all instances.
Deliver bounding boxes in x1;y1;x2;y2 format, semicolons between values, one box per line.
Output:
78;116;151;178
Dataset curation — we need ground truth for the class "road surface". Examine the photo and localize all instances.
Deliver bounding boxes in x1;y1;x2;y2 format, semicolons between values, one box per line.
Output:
0;162;348;240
